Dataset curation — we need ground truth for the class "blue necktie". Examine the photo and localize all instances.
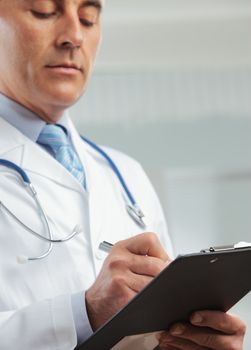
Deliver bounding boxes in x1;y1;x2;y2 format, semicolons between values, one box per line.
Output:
37;124;86;188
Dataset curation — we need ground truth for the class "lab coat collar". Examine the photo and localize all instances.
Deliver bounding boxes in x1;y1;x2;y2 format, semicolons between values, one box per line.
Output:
0;117;87;195
0;116;114;268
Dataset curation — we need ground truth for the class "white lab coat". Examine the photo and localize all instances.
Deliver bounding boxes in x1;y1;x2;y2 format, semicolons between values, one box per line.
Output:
0;116;172;350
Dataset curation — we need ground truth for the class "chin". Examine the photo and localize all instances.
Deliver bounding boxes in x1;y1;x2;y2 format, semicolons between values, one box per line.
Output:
45;87;84;109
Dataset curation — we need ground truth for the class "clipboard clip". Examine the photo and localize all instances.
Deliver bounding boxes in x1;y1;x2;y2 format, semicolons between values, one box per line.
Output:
201;241;251;253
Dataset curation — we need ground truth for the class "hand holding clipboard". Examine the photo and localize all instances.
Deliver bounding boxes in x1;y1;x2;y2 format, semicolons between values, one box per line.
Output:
79;242;251;350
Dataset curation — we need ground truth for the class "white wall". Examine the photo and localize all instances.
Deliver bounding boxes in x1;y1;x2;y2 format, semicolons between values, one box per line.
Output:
70;0;251;347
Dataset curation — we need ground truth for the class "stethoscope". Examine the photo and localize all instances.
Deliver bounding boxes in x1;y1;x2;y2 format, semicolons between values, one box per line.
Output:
0;136;146;264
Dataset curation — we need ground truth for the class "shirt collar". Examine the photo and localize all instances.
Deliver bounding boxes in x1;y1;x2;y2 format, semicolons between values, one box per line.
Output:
0;93;70;142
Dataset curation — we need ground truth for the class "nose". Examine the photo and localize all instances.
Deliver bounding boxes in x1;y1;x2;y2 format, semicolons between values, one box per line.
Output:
56;12;83;50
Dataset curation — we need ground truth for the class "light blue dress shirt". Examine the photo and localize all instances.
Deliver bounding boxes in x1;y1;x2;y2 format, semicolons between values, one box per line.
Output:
0;93;93;345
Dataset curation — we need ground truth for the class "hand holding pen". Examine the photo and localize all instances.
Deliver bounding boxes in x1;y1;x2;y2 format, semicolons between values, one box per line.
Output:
85;232;171;331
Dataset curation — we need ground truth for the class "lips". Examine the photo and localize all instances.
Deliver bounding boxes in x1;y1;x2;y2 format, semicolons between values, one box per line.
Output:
46;63;83;72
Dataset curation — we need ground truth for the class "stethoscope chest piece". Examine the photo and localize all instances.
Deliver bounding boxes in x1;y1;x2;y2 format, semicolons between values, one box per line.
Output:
126;204;146;229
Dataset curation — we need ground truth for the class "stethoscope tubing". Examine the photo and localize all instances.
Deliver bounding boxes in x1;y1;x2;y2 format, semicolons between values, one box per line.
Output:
81;136;145;222
0;135;146;263
81;136;137;208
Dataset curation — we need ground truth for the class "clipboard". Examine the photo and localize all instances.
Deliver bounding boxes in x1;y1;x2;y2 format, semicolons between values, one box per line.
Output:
78;245;251;350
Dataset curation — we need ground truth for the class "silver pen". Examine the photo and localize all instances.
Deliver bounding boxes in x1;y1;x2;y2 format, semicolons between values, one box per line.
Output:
99;241;114;253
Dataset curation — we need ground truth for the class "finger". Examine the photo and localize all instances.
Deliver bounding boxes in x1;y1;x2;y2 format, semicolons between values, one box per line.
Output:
108;275;137;306
157;337;181;350
169;322;243;349
122;232;171;262
190;311;246;335
129;254;167;277
159;333;209;350
159;345;180;350
126;270;153;293
105;250;166;278
107;261;153;295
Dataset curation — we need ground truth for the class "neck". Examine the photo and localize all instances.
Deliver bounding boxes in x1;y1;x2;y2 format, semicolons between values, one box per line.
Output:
0;89;66;124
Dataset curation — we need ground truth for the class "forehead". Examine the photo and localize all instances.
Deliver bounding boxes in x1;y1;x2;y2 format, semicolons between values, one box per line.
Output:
21;0;104;8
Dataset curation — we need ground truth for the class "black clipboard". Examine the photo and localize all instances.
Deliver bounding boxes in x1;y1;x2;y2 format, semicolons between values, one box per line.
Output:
78;246;251;350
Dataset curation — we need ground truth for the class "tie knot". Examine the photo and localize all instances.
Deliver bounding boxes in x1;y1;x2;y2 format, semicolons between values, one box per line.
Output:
38;124;69;150
37;123;87;188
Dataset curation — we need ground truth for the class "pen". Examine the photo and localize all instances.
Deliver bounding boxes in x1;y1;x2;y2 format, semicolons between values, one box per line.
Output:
99;241;114;253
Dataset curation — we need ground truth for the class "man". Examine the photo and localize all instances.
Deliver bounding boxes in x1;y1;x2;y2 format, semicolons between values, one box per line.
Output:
0;1;246;349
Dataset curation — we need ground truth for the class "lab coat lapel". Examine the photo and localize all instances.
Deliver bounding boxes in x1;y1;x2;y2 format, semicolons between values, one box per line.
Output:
68;121;110;262
22;142;84;192
0;117;85;194
69;123;133;274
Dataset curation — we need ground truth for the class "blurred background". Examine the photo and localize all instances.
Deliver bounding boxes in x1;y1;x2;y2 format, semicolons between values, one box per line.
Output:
70;0;251;347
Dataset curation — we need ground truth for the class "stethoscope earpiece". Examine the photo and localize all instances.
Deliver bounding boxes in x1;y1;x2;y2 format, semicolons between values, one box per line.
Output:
17;255;29;264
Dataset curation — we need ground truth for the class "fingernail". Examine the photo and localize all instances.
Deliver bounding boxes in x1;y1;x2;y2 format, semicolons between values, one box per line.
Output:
170;324;185;335
191;313;203;324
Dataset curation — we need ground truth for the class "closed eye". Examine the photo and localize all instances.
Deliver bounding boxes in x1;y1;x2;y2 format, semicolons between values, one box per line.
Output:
31;11;97;28
80;18;95;27
31;10;57;19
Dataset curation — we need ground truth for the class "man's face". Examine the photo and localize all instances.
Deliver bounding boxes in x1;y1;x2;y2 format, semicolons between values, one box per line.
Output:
0;0;102;121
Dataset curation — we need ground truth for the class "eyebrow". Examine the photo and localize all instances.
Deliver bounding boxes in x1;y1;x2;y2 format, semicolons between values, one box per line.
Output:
80;0;103;11
24;0;103;12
